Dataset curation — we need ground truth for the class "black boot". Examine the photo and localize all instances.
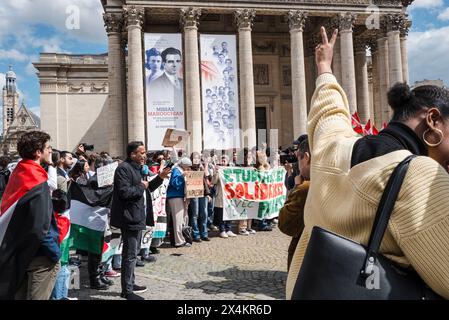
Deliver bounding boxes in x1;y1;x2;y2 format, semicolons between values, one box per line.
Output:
90;276;109;290
100;274;114;286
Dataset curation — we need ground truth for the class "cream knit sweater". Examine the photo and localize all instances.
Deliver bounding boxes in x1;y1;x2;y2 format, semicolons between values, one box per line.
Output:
286;73;449;299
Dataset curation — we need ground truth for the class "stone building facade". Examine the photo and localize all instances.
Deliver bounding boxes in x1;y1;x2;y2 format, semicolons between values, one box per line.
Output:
34;0;414;156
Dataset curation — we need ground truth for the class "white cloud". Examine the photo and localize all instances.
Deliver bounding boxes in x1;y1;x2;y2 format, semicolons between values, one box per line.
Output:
438;7;449;20
408;26;449;86
0;49;28;62
0;0;106;45
410;0;444;9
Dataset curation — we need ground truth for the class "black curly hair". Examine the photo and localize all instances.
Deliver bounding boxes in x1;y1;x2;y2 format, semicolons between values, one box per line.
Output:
17;131;51;160
388;82;449;122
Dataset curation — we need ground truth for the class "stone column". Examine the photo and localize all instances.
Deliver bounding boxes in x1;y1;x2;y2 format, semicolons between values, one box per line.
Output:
180;8;202;154
235;9;257;149
400;18;411;84
104;12;125;156
369;39;382;128
377;23;391;124
287;10;308;137
336;13;357;113
386;14;404;86
124;6;145;143
354;38;370;123
333;38;343;84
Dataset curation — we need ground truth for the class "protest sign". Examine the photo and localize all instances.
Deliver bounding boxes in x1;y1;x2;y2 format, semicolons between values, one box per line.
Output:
96;162;119;187
218;167;287;220
185;171;205;198
162;128;190;148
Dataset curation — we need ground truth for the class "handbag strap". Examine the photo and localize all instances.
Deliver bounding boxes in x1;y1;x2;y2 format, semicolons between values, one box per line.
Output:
362;154;416;275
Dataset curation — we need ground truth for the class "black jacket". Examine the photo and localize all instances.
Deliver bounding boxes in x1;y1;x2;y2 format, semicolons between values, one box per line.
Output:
351;121;428;168
110;159;163;231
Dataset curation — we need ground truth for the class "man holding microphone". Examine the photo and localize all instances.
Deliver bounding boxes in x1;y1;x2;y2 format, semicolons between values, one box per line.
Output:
111;141;171;300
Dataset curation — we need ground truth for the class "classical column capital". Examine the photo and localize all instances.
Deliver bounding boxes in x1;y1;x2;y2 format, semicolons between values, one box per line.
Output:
287;10;308;32
385;13;404;33
401;0;415;8
400;18;412;38
124;5;144;29
180;7;202;29
103;12;124;34
332;12;357;32
234;9;256;30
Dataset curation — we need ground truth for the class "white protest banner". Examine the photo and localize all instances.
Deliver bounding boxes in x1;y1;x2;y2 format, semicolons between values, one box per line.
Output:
185;171;205;198
96;162;119;187
219;166;287;221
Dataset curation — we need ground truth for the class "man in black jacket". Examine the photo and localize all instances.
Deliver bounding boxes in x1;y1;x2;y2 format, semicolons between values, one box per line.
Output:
111;141;170;300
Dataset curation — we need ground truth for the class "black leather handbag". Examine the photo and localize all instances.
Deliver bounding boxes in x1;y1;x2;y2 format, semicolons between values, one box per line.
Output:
291;155;443;300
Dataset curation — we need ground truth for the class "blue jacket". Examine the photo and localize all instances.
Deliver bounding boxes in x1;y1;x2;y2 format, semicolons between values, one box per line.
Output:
35;213;61;263
167;167;185;199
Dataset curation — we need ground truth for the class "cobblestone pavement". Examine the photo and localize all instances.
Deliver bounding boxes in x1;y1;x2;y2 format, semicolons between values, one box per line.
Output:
71;225;290;300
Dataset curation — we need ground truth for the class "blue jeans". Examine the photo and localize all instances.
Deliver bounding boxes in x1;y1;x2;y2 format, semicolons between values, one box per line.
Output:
189;197;208;239
51;264;70;300
214;207;231;232
207;196;215;227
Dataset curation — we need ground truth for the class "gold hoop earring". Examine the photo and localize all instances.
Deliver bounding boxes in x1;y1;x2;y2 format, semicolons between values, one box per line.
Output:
423;128;444;147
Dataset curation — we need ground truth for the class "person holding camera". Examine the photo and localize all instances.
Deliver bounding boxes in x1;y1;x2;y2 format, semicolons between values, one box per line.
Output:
284;135;307;192
279;136;311;271
110;141;171;300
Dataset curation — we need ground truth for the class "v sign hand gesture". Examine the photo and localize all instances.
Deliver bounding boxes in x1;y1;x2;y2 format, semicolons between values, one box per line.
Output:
315;26;338;76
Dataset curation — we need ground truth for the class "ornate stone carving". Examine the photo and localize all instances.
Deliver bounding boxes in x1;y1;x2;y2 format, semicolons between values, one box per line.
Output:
254;64;269;86
333;12;357;31
385;13;404;32
401;0;414;7
287;10;308;31
400;18;412;38
103;12;123;34
253;41;277;54
180;7;201;28
234;9;256;30
124;5;144;28
91;82;108;93
68;83;84;93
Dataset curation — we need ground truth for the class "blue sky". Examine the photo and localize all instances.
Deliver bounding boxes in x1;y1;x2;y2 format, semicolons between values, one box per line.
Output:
0;0;448;128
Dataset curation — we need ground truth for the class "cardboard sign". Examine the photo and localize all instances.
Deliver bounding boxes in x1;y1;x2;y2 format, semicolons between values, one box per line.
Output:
162;128;190;148
185;171;205;198
96;162;119;187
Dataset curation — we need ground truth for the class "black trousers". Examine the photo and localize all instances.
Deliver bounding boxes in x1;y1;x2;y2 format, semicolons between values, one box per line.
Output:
120;229;142;294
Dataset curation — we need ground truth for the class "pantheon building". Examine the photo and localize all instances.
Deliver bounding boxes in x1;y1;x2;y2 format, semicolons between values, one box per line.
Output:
34;0;413;156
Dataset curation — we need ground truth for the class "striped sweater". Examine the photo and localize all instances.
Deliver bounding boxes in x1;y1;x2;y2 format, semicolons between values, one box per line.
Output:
286;73;449;299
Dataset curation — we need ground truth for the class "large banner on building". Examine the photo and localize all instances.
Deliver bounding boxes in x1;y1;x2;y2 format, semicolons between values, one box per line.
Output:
200;34;240;150
218;167;287;221
145;33;185;150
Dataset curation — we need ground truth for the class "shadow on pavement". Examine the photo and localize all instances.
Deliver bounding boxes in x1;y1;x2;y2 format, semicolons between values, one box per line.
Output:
184;267;286;299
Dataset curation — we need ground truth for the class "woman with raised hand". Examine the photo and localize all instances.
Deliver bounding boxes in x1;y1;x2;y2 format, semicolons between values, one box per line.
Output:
286;26;449;299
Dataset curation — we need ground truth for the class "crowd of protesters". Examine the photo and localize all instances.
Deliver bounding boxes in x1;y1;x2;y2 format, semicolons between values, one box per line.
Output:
0;130;302;300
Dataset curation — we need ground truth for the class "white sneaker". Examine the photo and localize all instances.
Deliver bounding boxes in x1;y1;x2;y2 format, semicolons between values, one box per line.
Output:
247;228;256;234
239;229;250;236
219;231;229;238
226;231;237;237
272;218;279;224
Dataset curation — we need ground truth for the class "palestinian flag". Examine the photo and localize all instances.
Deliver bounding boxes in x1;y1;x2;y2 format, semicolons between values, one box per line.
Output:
0;160;53;299
69;182;113;255
55;209;71;265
